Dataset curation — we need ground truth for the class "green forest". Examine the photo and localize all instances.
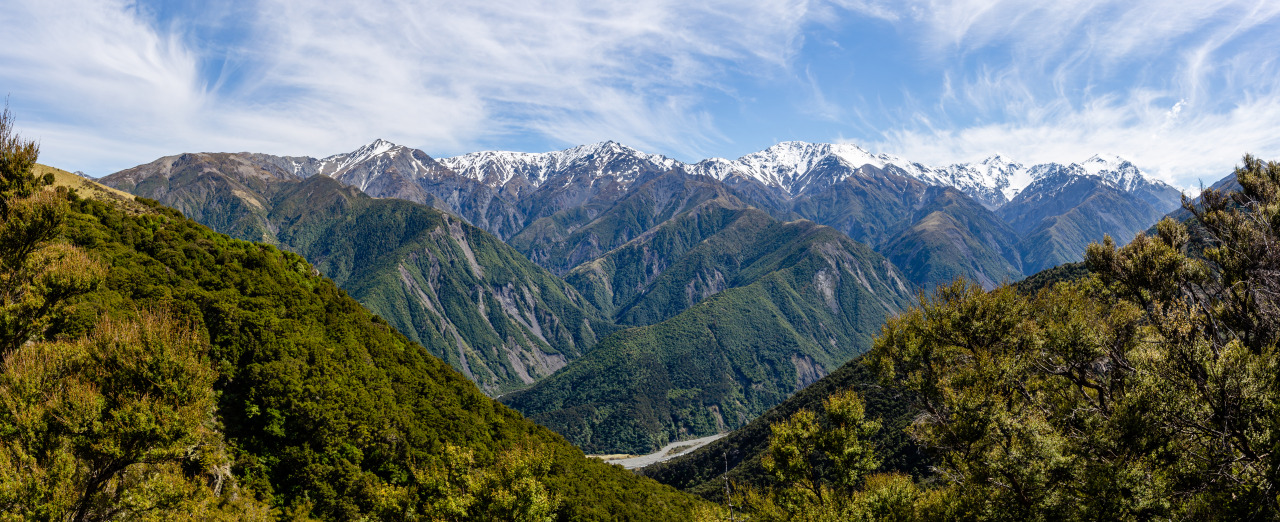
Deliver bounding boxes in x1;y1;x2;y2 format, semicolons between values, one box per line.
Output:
676;155;1280;520
0;109;704;520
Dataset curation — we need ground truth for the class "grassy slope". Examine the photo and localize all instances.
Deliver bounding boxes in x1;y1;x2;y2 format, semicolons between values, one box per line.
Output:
37;163;136;202
52;178;704;520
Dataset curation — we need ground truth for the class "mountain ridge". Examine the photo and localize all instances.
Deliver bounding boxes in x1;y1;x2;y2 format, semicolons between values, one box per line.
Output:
99;153;615;395
101;139;1185;294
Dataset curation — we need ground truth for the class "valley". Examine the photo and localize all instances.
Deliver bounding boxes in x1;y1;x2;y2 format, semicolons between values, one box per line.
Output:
97;138;1187;455
8;3;1274;519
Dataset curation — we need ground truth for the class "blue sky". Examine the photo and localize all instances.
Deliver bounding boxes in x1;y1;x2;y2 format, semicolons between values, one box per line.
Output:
3;1;1280;190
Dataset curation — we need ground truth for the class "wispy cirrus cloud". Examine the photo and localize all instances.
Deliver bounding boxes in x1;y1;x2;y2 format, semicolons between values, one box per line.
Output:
842;0;1280;189
4;0;1280;189
1;0;841;174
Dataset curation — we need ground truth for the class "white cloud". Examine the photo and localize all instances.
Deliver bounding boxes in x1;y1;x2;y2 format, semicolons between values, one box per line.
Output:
0;2;201;139
2;0;843;174
840;0;1280;190
869;92;1280;192
5;0;1280;189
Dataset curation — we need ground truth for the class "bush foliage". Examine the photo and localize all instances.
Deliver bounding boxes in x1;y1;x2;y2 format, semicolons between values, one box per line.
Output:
681;155;1280;520
0;111;703;520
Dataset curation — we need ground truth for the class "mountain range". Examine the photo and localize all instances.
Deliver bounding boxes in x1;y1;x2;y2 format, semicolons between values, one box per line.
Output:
98;139;1185;453
268;139;1179;282
503;199;914;452
105;138;1180;286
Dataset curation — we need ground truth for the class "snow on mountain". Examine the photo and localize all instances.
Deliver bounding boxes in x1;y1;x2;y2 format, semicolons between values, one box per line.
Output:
302;138;1171;212
1077;153;1148;192
440;141;679;189
911;154;1027;208
693;141;899;192
1021;154;1176;196
694;143;1173;210
954;155;1026;198
275;138;456;197
722;142;881;184
316;138;394;175
689;142;1025;208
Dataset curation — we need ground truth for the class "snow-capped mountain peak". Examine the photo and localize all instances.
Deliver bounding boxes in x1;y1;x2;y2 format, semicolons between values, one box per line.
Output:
692;141;1036;208
695;141;893;194
317;139;405;175
1022;153;1157;194
306;138;1174;213
1078;153;1147;191
981;153;1014;166
687;142;1176;210
364;138;397;156
912;155;1028;206
440;141;679;189
308;138;451;192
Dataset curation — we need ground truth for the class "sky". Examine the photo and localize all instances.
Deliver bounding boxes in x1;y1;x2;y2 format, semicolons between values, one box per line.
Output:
3;1;1280;191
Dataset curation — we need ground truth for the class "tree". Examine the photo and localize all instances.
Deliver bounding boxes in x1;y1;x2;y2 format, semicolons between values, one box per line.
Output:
869;154;1280;519
0;311;272;521
0;106;268;520
0;103;103;357
415;442;561;521
761;390;881;507
719;390;913;521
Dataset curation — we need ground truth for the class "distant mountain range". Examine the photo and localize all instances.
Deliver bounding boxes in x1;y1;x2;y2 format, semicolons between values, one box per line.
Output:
99;138;1188;454
131;138;1179;287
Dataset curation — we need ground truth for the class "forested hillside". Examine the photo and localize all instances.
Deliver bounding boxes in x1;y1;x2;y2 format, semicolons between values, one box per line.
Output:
641;357;928;503
98;139;1196;465
647;258;1087;501
681;155;1280;520
0;116;704;519
101;156;614;395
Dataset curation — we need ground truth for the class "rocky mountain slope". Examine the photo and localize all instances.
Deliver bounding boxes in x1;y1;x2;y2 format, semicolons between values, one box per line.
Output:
997;157;1183;273
101;154;614;395
502;213;915;454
